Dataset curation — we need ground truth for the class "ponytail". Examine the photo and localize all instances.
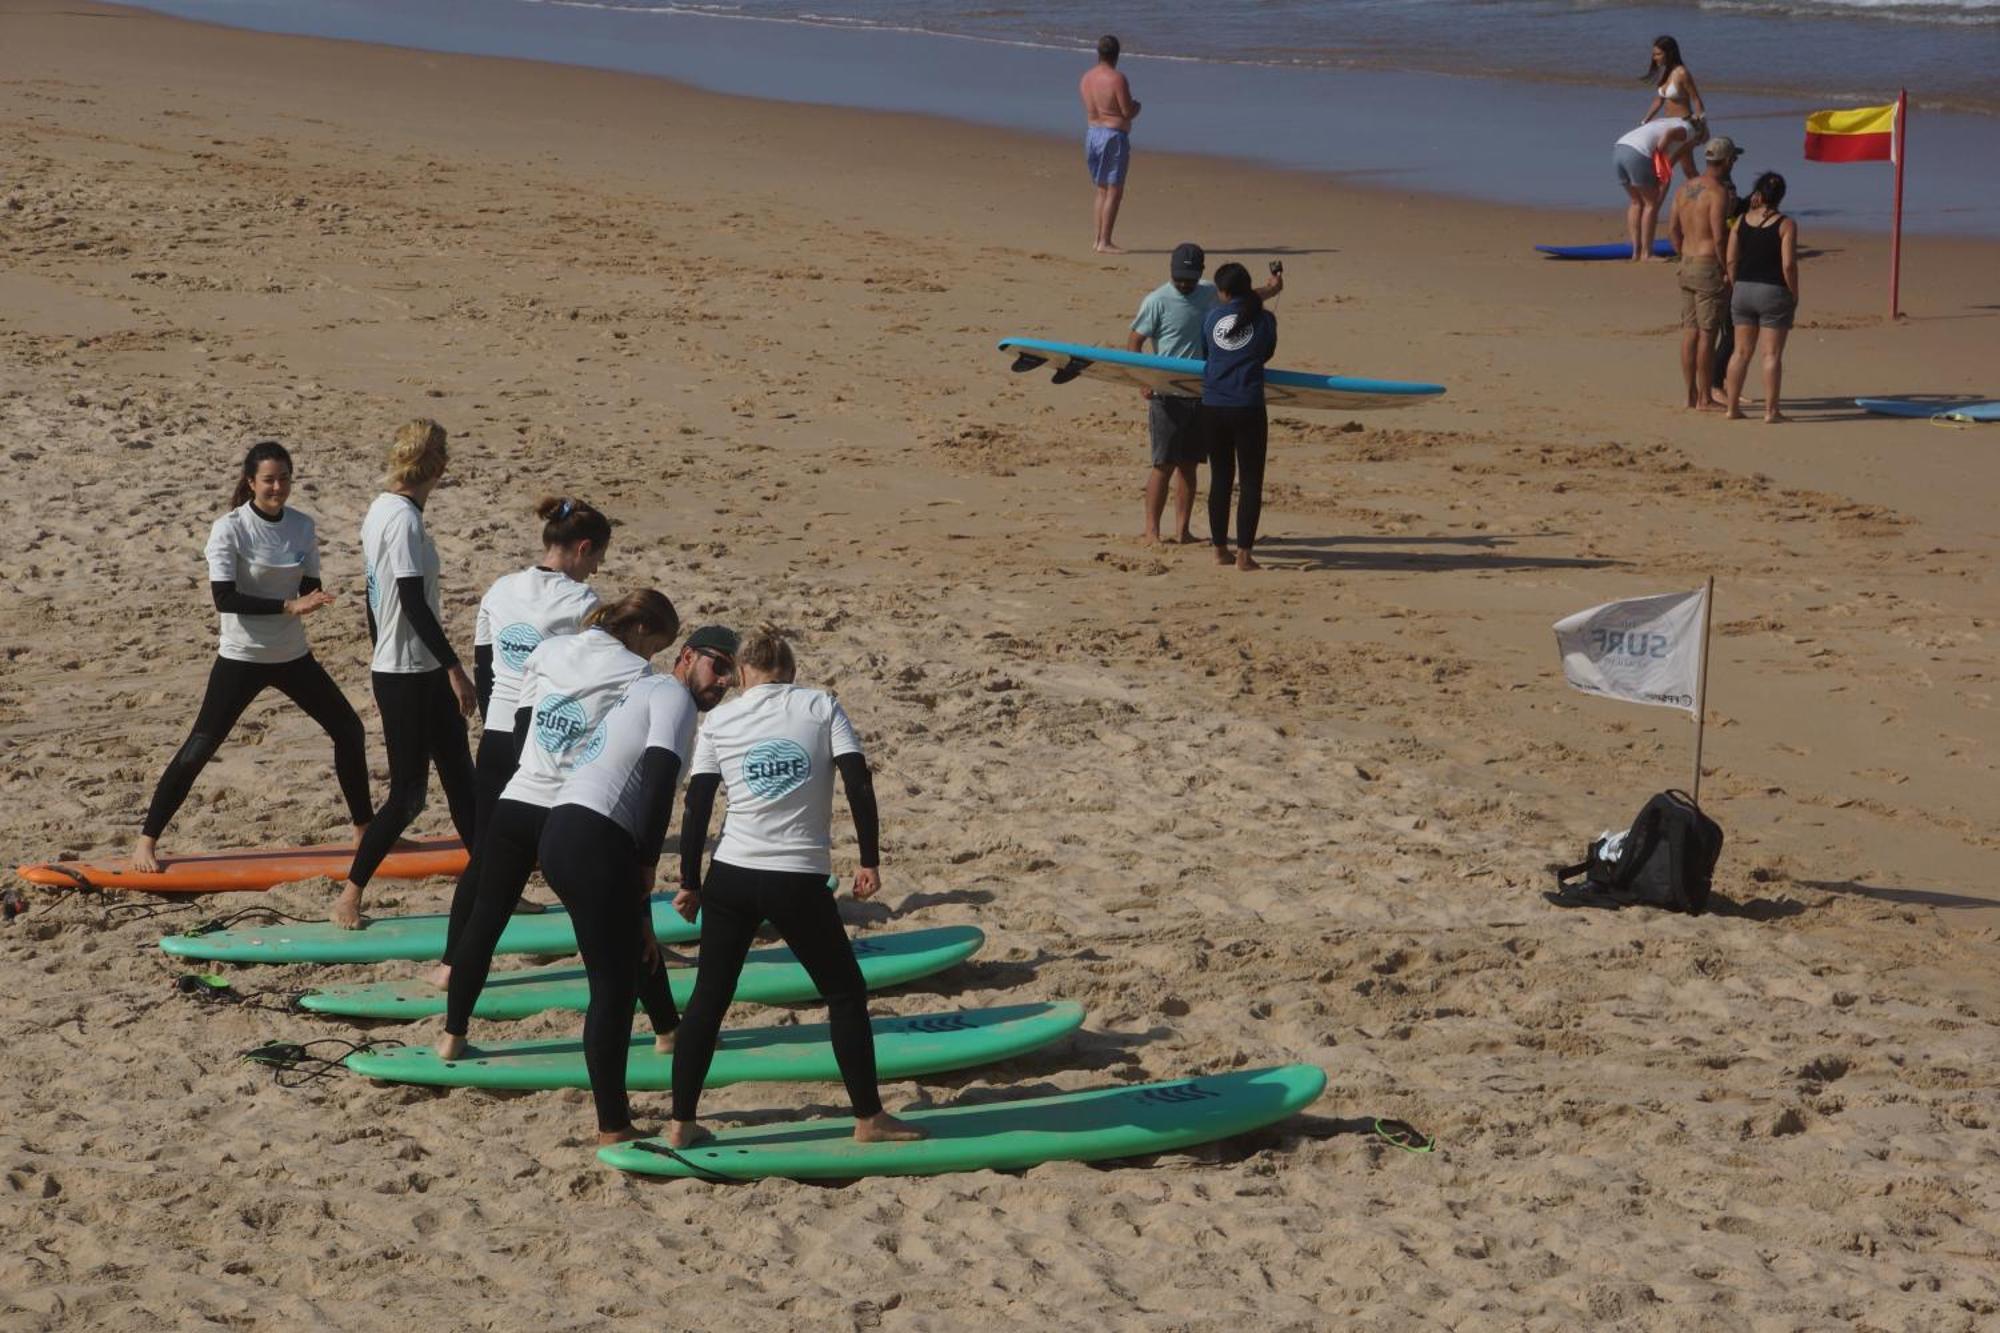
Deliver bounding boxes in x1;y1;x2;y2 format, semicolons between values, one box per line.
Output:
230;441;293;509
583;589;679;652
535;495;613;552
1213;262;1263;334
734;624;796;683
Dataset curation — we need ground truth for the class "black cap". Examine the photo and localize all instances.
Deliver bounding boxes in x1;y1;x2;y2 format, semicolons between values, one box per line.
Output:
684;625;739;657
1170;242;1205;280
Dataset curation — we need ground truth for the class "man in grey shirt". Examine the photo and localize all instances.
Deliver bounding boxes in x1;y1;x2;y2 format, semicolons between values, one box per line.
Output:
1126;243;1282;544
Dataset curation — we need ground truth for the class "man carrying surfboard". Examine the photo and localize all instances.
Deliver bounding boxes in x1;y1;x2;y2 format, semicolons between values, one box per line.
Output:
1128;243;1282;544
1079;35;1140;255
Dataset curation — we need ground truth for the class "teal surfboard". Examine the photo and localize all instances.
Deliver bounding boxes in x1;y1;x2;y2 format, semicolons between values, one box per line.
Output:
343;1002;1083;1090
297;925;984;1021
160;895;701;965
998;338;1444;411
599;1063;1326;1181
1856;397;2000;422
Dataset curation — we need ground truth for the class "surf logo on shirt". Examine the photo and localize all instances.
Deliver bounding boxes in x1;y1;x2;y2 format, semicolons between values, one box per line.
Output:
1212;313;1255;353
534;694;591;754
742;739;812;801
496;622;542;671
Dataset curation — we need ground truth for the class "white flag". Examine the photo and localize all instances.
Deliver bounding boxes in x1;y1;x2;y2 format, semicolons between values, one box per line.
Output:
1553;586;1707;714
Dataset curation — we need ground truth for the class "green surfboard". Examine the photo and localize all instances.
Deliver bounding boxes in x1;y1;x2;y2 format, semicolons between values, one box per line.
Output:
343;1002;1083;1090
297;925;984;1021
160;895;701;965
598;1064;1326;1181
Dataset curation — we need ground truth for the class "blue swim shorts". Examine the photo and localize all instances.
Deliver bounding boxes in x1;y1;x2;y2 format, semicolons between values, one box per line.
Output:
1086;126;1130;187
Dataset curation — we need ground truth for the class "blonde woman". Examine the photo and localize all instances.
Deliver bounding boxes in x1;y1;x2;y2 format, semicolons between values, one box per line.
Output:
668;627;924;1148
334;420;478;929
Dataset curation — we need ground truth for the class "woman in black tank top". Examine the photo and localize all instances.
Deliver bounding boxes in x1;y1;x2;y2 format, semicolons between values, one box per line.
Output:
1724;171;1800;424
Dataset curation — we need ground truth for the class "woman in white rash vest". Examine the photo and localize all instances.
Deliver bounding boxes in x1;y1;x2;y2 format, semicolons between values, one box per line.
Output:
667;626;925;1149
431;495;610;987
132;441;371;873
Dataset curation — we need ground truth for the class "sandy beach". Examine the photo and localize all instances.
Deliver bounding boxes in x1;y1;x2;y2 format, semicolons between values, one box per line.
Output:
3;2;1999;1327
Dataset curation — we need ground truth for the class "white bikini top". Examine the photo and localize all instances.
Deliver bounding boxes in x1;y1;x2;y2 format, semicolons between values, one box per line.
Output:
1658;78;1684;102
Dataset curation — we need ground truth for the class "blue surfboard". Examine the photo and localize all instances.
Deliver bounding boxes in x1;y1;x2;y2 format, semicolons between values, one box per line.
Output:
1535;240;1677;260
1856;397;2000;422
997;338;1444;411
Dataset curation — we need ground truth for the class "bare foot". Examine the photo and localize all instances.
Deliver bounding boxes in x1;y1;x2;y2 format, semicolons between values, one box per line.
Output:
330;883;364;930
1236;550;1262;572
1094;242;1126;255
1172;531;1196;545
511;898;547;915
853;1111;928;1144
130;836;163;874
654;1029;678;1054
1764;412;1789;424
1724;408;1747;421
666;1120;712;1149
428;963;452;991
597;1124;649;1146
1212;545;1233;566
435;1032;466;1061
1139;531;1161;546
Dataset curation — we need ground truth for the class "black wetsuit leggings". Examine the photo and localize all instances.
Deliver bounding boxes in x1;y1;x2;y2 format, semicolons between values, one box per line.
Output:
671;859;881;1123
440;728;519;964
142;655;372;840
445;800;681;1043
1205;404;1269;551
539;804;683;1133
346;668;476;889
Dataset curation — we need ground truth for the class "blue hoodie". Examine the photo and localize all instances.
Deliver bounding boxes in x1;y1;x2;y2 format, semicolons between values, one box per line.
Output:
1199;301;1278;408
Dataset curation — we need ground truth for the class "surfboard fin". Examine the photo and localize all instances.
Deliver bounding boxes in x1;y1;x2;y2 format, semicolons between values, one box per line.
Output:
1009;353;1048;374
1050;357;1093;385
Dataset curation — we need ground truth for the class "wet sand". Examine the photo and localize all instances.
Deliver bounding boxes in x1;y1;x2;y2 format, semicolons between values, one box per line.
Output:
2;2;1998;1327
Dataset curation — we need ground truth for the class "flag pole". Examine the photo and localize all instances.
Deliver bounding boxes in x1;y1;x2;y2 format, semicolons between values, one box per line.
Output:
1689;577;1716;806
1890;89;1907;320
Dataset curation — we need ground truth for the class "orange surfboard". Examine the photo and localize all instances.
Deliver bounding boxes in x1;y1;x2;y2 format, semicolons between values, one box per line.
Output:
16;837;467;895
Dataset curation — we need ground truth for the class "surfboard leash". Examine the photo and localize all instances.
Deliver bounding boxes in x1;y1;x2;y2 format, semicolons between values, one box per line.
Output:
240;1038;405;1088
628;1139;743;1185
171;971;311;1014
182;906;320;937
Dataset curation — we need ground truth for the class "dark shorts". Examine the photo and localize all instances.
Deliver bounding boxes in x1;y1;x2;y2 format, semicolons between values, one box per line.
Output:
1731;280;1796;331
1148;395;1203;467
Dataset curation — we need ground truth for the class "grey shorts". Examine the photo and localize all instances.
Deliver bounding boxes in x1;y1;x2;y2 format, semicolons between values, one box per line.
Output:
1731;280;1796;331
1148;395;1203;467
1614;144;1655;189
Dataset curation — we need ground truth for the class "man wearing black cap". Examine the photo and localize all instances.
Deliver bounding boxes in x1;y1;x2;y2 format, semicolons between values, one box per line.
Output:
1127;244;1283;544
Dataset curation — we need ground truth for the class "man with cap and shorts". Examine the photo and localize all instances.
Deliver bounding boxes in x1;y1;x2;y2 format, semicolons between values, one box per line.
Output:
1127;243;1284;544
1080;35;1140;254
1669;134;1742;411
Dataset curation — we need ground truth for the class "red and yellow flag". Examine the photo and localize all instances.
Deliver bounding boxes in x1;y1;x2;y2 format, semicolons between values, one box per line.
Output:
1803;103;1897;163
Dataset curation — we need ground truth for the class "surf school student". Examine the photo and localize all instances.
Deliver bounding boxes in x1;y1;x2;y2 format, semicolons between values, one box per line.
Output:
432;496;610;985
1614;118;1692;262
1201;262;1279;573
1127;243;1283;546
437;591;684;1053
132;442;372;874
525;624;740;1144
1639;35;1707;155
1723;171;1800;425
1079;34;1140;254
334;419;478;930
666;628;924;1149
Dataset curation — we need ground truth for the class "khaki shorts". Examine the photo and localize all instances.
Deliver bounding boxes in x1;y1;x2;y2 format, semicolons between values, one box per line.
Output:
1679;256;1726;332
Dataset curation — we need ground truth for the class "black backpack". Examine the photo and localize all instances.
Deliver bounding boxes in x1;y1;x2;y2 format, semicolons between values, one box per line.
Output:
1550;789;1723;915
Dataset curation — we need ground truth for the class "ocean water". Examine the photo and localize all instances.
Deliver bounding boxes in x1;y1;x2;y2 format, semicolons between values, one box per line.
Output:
131;0;2000;234
537;0;2000;113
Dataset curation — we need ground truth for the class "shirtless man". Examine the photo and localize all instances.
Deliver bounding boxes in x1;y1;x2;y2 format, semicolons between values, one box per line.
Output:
1079;35;1140;254
1669;136;1737;411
